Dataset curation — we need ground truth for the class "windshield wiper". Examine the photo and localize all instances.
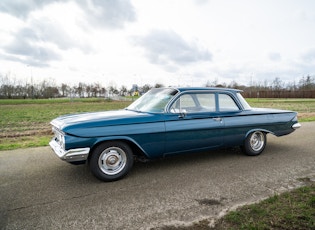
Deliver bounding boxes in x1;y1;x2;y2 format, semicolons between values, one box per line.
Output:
125;108;142;113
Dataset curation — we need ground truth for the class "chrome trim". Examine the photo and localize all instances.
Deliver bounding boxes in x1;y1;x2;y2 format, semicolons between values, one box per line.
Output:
292;123;301;129
49;139;90;162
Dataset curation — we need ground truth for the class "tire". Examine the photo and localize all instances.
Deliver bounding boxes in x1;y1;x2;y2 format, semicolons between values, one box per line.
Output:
89;141;134;182
242;131;266;156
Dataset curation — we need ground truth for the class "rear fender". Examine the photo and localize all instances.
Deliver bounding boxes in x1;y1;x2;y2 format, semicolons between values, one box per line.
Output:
245;129;274;138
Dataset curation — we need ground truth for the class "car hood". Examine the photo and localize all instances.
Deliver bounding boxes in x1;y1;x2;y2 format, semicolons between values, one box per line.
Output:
51;109;164;133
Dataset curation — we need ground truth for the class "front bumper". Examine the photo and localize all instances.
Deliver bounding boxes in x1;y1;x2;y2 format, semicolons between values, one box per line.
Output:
292;123;301;129
49;139;90;163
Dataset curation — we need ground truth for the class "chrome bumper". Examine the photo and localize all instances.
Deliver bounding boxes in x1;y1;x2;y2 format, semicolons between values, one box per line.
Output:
292;123;301;130
49;139;90;162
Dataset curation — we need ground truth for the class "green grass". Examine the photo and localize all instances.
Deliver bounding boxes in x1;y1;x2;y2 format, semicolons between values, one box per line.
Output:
247;98;315;113
0;136;51;150
0;99;131;150
246;98;315;122
0;99;131;124
215;181;315;230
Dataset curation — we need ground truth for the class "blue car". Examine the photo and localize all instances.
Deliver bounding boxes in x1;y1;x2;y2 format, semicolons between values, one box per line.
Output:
50;87;301;181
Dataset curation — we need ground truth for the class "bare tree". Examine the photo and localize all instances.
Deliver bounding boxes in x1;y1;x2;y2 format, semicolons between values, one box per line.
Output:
60;83;70;97
272;77;283;90
141;84;152;93
119;86;127;96
154;83;164;88
75;82;85;98
299;75;315;90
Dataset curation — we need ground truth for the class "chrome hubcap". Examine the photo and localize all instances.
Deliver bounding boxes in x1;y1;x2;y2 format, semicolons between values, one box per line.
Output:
250;132;264;151
107;155;119;165
98;147;127;175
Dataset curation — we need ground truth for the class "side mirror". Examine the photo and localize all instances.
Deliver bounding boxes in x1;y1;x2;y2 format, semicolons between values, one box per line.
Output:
178;109;187;118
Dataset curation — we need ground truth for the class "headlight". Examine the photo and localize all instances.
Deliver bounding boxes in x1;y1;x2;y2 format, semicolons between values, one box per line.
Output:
52;127;65;149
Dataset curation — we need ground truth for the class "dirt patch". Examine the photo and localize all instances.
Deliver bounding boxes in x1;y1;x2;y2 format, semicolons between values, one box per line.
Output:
298;112;315;120
196;198;226;206
0;125;52;138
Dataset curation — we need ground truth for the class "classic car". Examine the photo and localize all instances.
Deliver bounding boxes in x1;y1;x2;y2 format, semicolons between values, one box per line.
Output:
49;87;301;182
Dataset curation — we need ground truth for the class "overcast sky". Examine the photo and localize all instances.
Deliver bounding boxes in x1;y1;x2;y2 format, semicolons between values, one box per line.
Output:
1;0;315;88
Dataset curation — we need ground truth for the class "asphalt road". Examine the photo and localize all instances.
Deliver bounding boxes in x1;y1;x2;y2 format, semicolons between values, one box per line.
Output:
1;122;315;230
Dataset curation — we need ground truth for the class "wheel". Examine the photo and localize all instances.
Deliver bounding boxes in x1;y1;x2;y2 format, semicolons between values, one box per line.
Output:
242;131;266;156
89;141;134;182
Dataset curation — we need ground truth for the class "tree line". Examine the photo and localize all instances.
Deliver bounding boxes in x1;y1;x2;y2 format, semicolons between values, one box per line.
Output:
0;74;165;99
1;73;315;99
209;76;315;98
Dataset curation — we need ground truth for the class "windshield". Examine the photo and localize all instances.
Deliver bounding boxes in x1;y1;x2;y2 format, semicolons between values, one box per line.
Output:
127;88;178;113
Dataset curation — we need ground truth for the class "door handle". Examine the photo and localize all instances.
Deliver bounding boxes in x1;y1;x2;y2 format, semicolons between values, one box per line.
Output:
213;117;222;122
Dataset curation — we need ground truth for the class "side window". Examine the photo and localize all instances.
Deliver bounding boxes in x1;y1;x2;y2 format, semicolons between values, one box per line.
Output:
218;94;240;111
170;93;216;113
170;94;194;113
197;93;215;111
180;94;196;107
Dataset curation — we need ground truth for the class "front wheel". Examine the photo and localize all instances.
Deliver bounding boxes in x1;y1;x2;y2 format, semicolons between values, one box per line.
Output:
241;131;266;156
89;141;134;182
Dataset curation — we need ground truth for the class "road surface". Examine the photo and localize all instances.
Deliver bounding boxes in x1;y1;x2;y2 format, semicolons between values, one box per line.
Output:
1;122;314;229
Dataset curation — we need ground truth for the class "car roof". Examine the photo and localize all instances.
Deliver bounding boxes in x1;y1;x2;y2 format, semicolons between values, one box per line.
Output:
173;87;242;93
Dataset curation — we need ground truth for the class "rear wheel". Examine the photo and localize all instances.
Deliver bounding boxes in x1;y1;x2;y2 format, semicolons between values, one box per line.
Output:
89;141;134;182
242;131;266;156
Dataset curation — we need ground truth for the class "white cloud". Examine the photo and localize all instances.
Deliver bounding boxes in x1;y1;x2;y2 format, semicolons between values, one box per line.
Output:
0;0;315;88
133;29;212;72
269;53;282;62
80;0;136;29
0;0;58;19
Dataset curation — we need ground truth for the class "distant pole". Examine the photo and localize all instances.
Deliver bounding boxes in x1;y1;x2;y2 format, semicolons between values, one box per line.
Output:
27;65;34;99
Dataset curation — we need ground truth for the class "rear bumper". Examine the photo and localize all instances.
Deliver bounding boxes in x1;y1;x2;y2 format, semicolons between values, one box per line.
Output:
49;139;90;162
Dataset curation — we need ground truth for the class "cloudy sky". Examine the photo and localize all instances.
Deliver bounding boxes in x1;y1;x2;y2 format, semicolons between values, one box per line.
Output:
0;0;315;88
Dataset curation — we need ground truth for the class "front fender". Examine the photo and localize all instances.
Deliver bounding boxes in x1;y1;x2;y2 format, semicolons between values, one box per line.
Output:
91;136;150;157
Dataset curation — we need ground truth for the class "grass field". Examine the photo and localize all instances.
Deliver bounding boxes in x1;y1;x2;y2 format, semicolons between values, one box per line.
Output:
0;98;132;150
247;98;315;122
1;97;315;150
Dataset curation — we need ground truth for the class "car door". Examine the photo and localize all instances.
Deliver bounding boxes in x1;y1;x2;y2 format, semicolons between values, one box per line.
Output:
163;92;224;156
217;93;244;147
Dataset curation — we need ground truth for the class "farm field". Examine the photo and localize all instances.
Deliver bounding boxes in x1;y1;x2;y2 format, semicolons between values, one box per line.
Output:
247;98;315;122
0;98;132;150
1;97;315;150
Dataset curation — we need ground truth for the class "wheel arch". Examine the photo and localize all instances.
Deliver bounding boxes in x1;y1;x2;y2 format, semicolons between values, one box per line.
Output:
87;137;149;162
245;128;274;138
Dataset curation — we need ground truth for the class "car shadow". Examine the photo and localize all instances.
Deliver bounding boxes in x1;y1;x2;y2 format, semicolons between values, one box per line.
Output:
130;147;243;175
52;141;295;185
